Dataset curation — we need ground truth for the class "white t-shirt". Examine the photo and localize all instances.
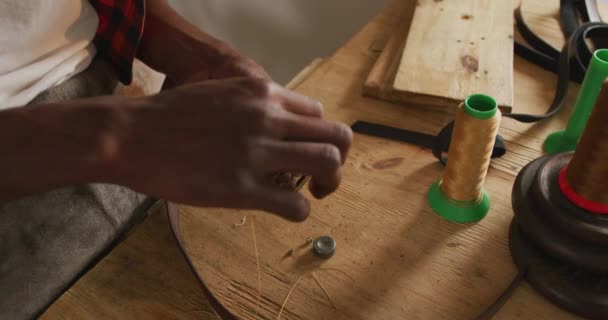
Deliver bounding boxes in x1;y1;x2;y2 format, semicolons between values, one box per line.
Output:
0;0;98;109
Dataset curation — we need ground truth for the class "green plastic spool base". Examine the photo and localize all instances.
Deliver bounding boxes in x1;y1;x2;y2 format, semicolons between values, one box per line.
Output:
428;181;490;223
544;49;608;154
543;130;578;154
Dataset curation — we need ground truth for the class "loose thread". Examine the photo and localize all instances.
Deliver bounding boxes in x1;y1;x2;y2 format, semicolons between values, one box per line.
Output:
277;273;308;320
318;268;355;282
251;216;262;319
234;216;247;228
244;218;354;320
312;272;337;309
277;268;355;320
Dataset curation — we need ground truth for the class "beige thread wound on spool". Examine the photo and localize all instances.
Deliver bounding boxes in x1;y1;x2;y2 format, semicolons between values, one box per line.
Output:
440;102;501;202
566;80;608;204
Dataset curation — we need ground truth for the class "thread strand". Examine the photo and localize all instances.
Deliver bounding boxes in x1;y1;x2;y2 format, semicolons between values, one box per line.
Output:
251;216;262;319
312;272;337;309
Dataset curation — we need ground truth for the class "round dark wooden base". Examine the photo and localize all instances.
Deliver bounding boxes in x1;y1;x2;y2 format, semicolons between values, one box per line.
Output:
533;154;608;245
510;153;608;319
512;154;608;272
510;222;608;320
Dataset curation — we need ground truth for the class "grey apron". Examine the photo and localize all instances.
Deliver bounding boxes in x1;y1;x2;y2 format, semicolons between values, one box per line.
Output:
0;58;156;320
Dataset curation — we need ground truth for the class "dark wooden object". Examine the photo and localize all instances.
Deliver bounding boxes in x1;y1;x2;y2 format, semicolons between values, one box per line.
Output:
510;153;608;319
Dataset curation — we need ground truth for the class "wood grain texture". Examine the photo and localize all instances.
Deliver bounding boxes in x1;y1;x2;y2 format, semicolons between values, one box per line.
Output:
392;0;514;113
171;0;585;319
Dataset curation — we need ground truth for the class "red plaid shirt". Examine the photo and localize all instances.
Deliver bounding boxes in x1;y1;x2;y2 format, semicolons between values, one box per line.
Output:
89;0;146;84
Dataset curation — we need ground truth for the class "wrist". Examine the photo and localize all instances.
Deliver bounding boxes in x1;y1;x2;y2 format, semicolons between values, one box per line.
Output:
0;96;134;200
46;96;135;185
81;95;143;185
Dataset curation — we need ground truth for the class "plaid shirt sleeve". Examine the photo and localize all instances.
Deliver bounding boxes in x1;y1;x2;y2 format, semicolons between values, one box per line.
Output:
88;0;146;84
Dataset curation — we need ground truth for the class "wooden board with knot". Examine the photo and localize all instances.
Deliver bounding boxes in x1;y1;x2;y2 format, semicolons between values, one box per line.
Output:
364;0;514;114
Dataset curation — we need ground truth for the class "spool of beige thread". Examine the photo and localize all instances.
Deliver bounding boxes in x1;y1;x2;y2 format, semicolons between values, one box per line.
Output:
428;94;502;223
561;80;608;211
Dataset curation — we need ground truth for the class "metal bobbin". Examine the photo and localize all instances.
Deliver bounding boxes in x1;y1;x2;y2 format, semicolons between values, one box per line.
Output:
313;236;336;259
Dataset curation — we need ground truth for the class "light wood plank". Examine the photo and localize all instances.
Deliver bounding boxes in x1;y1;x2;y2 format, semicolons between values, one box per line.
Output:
393;0;514;112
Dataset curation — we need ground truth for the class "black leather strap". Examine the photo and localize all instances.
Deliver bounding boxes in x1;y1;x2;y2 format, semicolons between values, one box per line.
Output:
351;121;506;166
351;121;436;149
474;270;527;320
512;4;608;122
514;4;585;83
514;1;606;84
560;0;582;38
514;42;559;74
516;6;561;60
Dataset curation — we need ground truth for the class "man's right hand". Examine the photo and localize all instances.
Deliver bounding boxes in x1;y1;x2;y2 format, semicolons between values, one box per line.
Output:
102;77;352;221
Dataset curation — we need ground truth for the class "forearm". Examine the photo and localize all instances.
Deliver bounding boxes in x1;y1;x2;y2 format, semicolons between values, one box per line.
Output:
138;0;238;83
0;98;126;202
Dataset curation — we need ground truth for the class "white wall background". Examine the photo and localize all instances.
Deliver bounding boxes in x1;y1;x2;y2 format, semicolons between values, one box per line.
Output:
168;0;389;84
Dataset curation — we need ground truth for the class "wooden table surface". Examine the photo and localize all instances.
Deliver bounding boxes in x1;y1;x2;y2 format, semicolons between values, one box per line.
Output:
41;0;608;319
170;0;593;319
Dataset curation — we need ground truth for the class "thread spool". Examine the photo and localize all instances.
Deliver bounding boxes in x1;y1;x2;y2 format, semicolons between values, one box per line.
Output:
562;80;608;211
428;94;502;223
544;49;608;154
509;82;608;319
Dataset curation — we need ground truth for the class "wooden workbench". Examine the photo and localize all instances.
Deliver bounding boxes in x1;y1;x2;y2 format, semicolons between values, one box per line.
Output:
168;1;587;319
41;0;598;319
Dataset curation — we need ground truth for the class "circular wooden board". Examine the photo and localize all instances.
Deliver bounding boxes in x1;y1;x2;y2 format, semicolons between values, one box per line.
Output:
167;1;584;319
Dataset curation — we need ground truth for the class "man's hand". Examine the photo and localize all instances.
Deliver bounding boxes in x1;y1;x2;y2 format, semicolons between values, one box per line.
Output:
0;78;351;221
106;78;352;221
